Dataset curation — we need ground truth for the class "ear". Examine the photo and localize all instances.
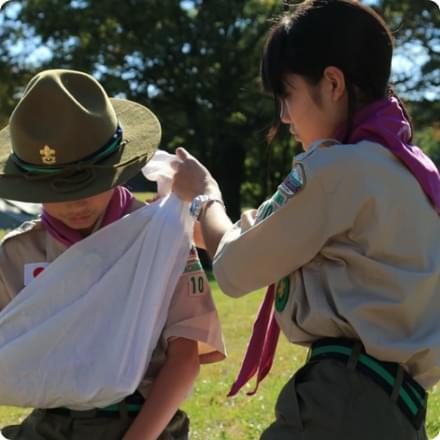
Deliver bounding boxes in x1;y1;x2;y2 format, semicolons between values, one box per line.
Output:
322;66;346;101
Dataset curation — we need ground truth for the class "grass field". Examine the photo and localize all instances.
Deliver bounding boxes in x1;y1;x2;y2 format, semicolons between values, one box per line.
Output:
0;202;439;438
1;282;440;438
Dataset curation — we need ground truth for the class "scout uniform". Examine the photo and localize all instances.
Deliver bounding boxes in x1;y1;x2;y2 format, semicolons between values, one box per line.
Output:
214;139;440;439
0;198;225;439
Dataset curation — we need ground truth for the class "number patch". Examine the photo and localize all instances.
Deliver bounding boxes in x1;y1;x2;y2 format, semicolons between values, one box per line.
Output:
188;274;206;296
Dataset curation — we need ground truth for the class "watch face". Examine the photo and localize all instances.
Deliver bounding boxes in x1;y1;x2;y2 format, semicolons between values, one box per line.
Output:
190;195;222;219
190;196;203;218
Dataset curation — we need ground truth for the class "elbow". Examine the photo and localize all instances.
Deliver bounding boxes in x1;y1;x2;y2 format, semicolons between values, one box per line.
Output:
186;347;201;376
212;260;249;298
168;338;201;381
191;355;201;380
216;279;248;298
179;350;200;384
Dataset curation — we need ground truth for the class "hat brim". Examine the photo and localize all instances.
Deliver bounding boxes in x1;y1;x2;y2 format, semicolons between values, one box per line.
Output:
0;98;161;203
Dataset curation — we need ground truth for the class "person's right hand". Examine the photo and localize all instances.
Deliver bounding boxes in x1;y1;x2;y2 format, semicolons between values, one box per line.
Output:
172;147;222;202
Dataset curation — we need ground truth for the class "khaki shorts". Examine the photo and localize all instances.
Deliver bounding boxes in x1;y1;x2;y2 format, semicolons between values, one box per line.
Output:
260;360;428;440
2;406;189;440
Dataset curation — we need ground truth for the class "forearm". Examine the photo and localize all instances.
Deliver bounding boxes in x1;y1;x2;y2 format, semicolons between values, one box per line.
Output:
123;338;200;440
198;202;233;259
171;147;233;258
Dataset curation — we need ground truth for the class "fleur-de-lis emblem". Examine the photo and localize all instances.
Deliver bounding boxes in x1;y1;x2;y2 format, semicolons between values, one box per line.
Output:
40;145;56;164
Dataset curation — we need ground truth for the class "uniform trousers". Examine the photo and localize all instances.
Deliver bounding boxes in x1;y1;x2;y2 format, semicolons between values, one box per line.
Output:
1;404;189;440
260;359;428;440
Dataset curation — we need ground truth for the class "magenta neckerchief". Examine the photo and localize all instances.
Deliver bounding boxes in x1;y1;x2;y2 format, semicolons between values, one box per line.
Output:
41;186;135;247
338;96;440;215
228;284;280;397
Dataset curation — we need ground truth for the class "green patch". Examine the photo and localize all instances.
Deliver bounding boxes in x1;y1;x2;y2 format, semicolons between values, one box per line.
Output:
273;190;286;207
275;277;290;312
184;261;203;273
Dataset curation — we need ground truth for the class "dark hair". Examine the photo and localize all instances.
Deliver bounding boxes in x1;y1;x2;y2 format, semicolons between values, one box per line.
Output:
261;0;396;140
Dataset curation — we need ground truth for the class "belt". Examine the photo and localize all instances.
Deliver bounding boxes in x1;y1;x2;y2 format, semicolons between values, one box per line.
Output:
46;391;145;418
308;338;427;430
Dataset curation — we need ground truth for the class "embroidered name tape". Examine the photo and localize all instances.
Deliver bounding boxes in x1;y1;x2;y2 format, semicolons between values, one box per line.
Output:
256;164;305;222
253;164;305;314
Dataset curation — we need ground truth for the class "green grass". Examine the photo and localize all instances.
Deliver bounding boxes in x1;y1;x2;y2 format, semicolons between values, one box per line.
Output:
181;284;306;439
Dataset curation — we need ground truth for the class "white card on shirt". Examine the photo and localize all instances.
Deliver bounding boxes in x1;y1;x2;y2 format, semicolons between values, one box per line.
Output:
24;263;49;286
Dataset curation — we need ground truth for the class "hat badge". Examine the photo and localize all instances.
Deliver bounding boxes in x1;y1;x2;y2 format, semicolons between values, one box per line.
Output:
40;145;56;164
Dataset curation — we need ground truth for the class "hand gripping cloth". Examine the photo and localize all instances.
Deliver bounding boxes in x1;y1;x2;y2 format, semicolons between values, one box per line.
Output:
0;152;192;410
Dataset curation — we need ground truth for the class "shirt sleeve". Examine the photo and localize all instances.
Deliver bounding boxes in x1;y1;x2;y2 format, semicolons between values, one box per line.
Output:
0;239;20;310
0;274;11;311
162;248;226;364
213;149;366;296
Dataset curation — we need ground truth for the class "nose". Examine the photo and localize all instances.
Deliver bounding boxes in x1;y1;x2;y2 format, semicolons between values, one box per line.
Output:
66;199;89;212
279;100;291;124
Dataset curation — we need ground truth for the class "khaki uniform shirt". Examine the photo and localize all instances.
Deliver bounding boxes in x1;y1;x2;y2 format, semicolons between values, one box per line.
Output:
0;199;225;400
214;140;440;389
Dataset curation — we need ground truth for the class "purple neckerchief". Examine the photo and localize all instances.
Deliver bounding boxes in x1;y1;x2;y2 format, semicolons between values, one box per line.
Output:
228;284;280;397
337;96;440;215
41;186;134;247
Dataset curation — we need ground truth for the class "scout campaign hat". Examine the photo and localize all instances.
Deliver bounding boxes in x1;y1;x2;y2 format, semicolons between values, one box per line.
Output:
0;69;161;202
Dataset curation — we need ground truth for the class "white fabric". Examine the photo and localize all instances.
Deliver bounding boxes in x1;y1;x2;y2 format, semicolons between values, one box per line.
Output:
0;151;193;409
142;149;180;197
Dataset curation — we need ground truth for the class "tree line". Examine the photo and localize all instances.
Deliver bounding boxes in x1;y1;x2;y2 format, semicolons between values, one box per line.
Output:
0;0;438;219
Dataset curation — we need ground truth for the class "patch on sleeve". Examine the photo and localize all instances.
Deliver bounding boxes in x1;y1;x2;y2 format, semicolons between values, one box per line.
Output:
256;164;305;222
24;262;49;286
275;276;290;312
283;164;305;196
184;247;208;296
187;272;207;296
184;260;203;274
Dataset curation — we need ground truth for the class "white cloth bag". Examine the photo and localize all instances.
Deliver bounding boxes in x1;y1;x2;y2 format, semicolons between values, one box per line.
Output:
0;152;192;410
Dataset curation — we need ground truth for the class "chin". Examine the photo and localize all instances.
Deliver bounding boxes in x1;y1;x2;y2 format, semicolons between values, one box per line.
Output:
66;220;95;231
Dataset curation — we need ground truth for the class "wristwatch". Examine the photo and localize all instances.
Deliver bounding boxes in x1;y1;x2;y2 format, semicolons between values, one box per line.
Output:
189;194;224;220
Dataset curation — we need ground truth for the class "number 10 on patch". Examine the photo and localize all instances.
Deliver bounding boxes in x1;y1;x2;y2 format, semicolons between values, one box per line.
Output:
189;275;205;296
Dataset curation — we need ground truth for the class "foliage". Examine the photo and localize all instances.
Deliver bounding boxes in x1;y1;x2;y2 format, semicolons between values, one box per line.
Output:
0;0;438;212
415;125;440;166
373;0;440;100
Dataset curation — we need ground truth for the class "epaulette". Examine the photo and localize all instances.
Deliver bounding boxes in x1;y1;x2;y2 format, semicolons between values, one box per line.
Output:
1;220;43;245
295;139;340;162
